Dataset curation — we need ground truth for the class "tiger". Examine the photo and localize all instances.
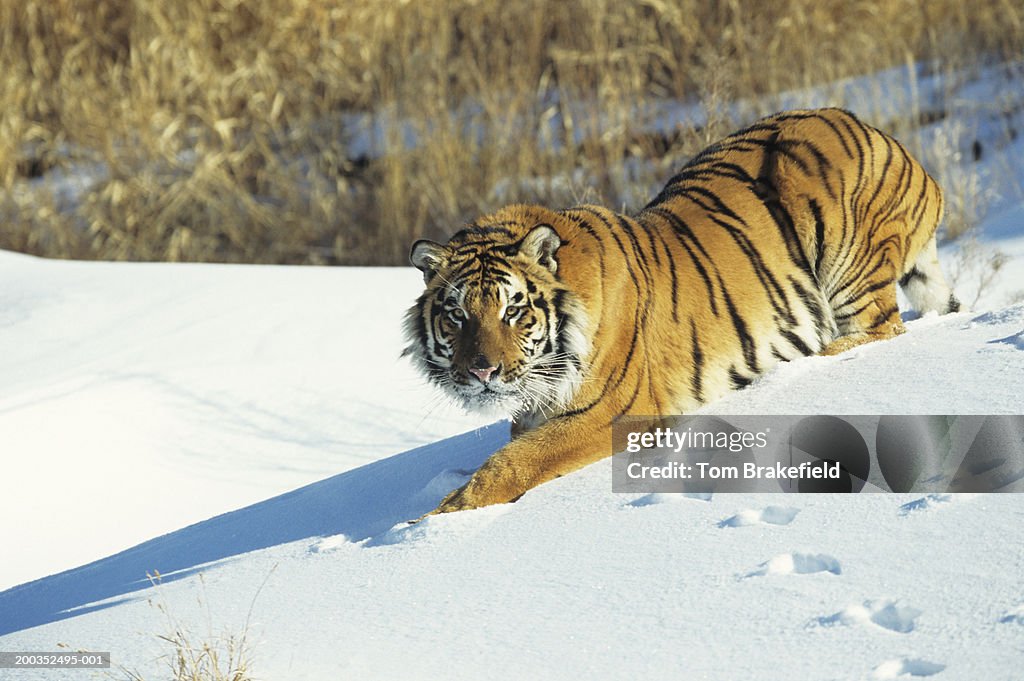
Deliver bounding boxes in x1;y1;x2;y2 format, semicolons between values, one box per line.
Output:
404;107;961;515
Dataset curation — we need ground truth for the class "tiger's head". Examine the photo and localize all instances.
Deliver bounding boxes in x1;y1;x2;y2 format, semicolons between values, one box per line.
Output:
403;208;589;420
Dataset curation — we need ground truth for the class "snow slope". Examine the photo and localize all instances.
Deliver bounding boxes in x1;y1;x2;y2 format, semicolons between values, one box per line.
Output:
0;255;490;591
703;307;1024;415
1;305;1024;680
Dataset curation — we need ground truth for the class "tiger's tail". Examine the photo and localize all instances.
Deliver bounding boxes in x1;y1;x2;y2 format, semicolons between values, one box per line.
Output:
897;165;962;316
899;234;963;315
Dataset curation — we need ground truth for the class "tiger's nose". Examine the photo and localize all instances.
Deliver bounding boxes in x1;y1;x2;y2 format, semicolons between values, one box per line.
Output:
469;356;500;384
469;366;498;383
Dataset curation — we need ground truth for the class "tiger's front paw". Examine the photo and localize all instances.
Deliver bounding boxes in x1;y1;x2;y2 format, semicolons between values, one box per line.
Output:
428;455;526;516
429;484;477;515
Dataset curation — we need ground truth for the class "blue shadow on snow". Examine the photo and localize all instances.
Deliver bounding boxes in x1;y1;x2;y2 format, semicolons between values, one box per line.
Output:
0;423;506;637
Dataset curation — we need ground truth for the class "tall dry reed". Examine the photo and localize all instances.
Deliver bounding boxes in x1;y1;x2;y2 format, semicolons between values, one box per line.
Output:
1;0;1021;264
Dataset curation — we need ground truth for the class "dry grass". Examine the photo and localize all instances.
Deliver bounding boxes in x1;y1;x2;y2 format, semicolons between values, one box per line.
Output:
113;570;269;681
2;0;1022;264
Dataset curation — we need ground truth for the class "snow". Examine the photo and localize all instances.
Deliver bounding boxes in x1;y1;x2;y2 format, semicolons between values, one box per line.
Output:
0;256;490;592
3;64;1024;681
701;306;1024;415
2;383;1024;679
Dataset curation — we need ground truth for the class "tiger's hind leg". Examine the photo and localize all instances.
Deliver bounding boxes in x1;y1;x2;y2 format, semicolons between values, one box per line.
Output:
820;236;961;356
820;267;905;356
899;235;963;316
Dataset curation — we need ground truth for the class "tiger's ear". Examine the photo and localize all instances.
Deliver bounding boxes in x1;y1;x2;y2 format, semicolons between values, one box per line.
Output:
410;239;448;283
520;224;561;273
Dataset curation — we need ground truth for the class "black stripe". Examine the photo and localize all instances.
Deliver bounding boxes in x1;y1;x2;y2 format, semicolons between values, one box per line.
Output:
573;208;644;392
809;198;826;278
647;207;719;316
859;134;894;226
899;266;925;288
811;111;854;158
717;273;759;373
729;367;753;389
868;305;899;329
836;275;895;311
551;290;583;373
614;214;655;304
633;215;663;268
555;374;613;420
788;276;831;341
708;214;797;326
636;211;680;322
535;293;554;354
617;372;644;417
777;138;838;202
833;298;877;323
450;225;516;242
781;329;814;356
752;181;817;281
690;318;705;403
673;185;747;225
831;233;901;302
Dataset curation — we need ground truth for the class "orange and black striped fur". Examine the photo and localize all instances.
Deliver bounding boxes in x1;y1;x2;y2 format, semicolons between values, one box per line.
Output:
405;108;960;514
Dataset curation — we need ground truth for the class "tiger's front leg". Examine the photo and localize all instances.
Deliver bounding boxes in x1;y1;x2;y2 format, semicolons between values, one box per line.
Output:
428;420;612;514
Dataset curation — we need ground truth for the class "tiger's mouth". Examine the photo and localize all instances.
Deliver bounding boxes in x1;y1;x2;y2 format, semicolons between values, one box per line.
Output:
448;370;527;410
415;347;584;419
456;383;524;415
454;375;518;398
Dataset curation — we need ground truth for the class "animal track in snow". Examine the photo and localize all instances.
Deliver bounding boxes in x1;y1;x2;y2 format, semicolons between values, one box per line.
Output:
871;658;945;678
899;493;962;515
369;504;510;548
815;599;921;633
999;603;1024;624
308;534;352;554
743;552;841;578
989;329;1024;351
719;506;799;528
628;491;713;507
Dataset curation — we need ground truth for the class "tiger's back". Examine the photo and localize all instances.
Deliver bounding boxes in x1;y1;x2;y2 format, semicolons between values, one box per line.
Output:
582;107;957;413
407;108;960;514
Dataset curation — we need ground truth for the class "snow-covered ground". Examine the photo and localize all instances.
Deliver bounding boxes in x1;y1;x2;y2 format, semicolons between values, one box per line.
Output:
0;258;490;592
3;62;1024;679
